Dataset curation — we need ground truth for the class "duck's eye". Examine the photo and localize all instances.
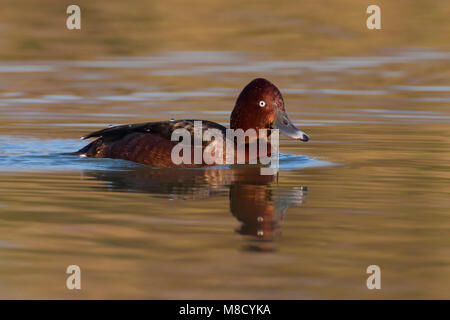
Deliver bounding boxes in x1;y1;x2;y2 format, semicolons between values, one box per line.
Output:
259;100;266;107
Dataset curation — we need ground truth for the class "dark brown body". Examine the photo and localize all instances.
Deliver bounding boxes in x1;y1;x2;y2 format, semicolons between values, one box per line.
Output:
73;120;224;167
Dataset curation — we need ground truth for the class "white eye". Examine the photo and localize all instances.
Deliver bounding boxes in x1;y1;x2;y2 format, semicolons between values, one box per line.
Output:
259;100;266;107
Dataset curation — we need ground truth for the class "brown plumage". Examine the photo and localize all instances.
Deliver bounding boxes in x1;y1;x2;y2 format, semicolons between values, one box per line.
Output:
73;120;225;167
69;78;309;167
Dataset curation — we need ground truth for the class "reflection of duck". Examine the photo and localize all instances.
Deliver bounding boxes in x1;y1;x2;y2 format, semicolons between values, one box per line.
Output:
83;166;307;243
70;78;309;167
230;183;307;241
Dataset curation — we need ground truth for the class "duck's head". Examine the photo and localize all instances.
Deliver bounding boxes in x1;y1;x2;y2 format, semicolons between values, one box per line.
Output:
230;78;309;142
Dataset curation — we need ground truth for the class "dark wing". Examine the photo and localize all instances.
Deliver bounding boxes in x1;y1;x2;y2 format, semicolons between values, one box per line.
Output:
81;120;227;142
70;119;228;164
82;121;162;140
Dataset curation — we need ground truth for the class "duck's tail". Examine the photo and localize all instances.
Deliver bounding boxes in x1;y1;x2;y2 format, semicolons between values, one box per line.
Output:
61;138;102;157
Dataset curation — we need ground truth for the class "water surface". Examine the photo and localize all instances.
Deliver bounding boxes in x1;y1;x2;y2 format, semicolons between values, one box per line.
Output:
0;1;449;299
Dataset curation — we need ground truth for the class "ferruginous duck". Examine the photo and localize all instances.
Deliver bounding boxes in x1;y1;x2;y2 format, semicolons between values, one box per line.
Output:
69;78;309;167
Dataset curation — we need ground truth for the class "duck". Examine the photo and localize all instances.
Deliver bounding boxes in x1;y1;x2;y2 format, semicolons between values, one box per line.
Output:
69;78;309;167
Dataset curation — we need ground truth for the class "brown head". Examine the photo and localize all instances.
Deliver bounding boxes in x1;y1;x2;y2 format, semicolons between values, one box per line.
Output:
230;78;309;141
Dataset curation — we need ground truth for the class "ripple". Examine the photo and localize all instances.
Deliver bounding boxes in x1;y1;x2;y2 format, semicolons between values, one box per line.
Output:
278;153;334;170
0;65;56;73
42;95;83;101
0;98;58;104
98;96;147;102
392;85;450;92
284;89;388;95
0;136;333;173
131;91;232;99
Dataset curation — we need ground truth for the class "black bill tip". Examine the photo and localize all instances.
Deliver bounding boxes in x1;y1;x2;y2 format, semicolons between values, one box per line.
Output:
300;133;309;142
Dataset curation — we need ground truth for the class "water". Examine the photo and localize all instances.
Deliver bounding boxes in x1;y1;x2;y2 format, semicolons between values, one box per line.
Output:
0;1;450;299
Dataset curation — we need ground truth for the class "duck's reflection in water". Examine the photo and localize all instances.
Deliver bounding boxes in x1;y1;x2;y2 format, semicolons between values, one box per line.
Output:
82;166;307;248
231;183;307;241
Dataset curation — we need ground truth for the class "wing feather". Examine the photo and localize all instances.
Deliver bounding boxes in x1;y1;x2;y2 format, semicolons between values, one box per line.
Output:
81;120;227;141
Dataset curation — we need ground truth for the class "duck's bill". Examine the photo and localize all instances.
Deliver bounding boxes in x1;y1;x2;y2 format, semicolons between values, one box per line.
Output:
272;109;309;142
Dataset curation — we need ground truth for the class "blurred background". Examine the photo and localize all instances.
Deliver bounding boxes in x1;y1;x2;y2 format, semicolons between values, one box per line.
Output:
0;0;449;59
0;0;449;299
